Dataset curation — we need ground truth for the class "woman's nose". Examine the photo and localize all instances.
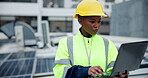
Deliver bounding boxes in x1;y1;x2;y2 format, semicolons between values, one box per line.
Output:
93;22;100;28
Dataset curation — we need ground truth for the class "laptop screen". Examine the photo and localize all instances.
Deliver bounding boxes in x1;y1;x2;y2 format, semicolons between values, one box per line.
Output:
110;41;148;76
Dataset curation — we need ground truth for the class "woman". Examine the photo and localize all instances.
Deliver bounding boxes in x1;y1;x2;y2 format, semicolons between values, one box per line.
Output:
53;0;129;78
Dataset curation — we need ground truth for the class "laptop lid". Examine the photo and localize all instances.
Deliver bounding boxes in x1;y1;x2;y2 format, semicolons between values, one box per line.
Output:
110;41;148;76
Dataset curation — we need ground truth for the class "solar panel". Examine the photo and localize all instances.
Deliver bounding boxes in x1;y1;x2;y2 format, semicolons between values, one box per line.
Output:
35;57;54;74
0;59;34;77
0;51;35;78
8;51;35;60
0;75;31;78
0;51;55;78
0;53;9;61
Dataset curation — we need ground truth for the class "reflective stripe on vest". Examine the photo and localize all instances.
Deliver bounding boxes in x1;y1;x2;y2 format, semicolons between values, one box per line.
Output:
62;66;71;78
102;37;109;72
67;37;74;66
107;61;115;69
67;37;114;70
55;59;71;65
54;59;71;78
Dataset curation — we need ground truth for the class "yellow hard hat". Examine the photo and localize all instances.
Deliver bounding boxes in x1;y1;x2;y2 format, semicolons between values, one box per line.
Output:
74;0;107;18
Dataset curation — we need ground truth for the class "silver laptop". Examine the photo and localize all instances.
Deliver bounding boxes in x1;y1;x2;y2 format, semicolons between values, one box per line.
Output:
108;41;148;77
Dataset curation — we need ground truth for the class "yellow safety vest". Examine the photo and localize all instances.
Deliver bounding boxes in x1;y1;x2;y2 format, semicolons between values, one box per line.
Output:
53;31;118;78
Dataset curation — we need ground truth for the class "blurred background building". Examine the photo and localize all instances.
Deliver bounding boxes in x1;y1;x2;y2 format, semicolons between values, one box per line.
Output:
111;0;148;38
0;0;118;36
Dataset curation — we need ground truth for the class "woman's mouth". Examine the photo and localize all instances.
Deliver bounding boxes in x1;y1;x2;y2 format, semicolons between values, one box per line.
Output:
93;28;98;32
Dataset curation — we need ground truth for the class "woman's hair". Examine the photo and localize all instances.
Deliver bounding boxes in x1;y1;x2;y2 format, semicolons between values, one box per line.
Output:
78;15;82;20
78;14;101;21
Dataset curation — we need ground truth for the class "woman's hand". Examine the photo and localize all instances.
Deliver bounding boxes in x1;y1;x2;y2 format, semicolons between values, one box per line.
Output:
111;70;129;78
88;66;103;77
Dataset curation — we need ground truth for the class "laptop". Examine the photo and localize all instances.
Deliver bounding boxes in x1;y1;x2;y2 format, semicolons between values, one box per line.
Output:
108;41;148;77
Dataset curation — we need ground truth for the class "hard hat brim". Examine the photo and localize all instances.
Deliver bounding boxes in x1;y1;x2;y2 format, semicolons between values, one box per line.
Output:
74;14;108;18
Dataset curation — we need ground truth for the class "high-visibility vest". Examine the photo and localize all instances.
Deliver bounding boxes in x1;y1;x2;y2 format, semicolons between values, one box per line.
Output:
53;31;118;78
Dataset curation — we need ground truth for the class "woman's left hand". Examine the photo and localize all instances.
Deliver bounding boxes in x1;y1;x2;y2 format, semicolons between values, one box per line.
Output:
110;70;129;78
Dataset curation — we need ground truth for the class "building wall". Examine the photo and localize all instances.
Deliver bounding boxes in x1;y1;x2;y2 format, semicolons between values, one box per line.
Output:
0;0;114;35
111;0;148;38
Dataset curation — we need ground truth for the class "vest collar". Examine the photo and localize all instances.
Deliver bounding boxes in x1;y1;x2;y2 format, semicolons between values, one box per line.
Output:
76;29;96;39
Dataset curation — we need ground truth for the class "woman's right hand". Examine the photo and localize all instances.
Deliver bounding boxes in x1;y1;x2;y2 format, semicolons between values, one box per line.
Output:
88;66;104;77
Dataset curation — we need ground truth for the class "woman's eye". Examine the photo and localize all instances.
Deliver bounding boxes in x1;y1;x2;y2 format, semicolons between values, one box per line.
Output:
90;21;95;23
98;21;101;23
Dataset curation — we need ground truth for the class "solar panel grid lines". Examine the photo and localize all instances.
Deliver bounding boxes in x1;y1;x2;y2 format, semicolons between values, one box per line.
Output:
40;58;43;73
12;60;24;76
48;58;55;72
19;60;28;75
12;61;21;76
47;58;51;72
18;60;30;75
0;61;11;77
35;58;42;73
6;58;33;62
0;59;34;77
42;58;47;73
0;53;12;67
27;60;34;74
35;58;41;74
41;58;48;73
8;53;15;59
8;51;35;60
31;56;37;78
0;53;9;60
46;59;48;72
25;60;31;75
0;51;35;78
11;60;23;76
3;60;15;76
35;57;55;74
0;51;55;78
46;58;49;72
0;75;31;78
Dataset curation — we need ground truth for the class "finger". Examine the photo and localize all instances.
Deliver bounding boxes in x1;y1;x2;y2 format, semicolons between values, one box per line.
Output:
114;76;120;78
110;75;120;78
95;66;103;74
125;70;129;75
90;72;96;77
95;72;101;77
90;68;100;76
89;66;104;77
123;71;129;77
88;67;97;75
94;67;101;72
96;66;103;72
90;68;98;74
90;68;102;77
88;68;92;75
95;68;103;76
119;72;124;78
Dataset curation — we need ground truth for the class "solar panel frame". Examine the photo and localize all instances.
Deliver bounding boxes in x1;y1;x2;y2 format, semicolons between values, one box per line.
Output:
35;57;54;74
0;59;34;77
0;51;36;78
8;51;35;60
0;75;31;78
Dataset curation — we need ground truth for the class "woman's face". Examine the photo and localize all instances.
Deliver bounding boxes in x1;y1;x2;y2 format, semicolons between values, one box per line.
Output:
79;16;101;37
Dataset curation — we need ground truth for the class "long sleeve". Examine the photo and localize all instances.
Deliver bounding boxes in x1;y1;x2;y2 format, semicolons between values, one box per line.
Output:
53;38;72;78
